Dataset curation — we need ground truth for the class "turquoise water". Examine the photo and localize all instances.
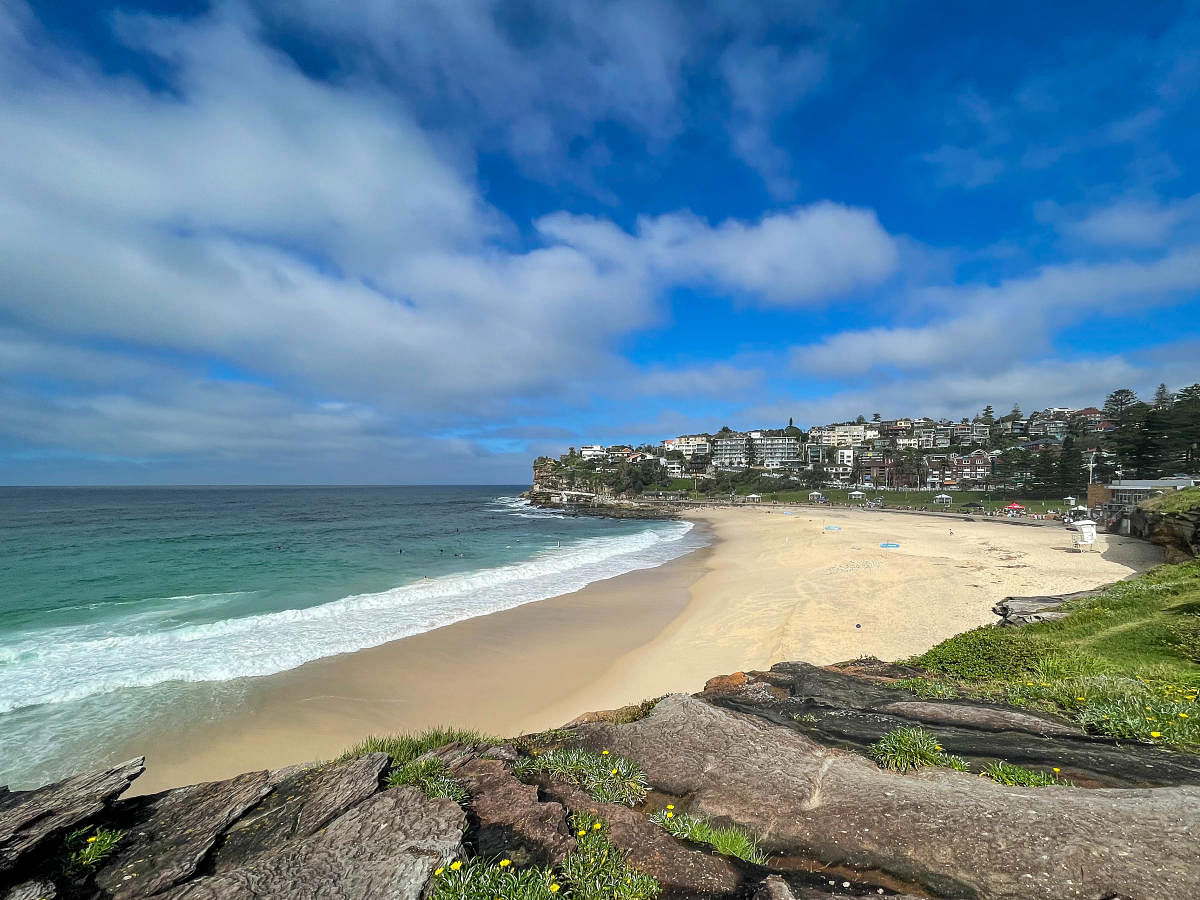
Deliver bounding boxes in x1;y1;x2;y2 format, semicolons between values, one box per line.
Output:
0;486;702;787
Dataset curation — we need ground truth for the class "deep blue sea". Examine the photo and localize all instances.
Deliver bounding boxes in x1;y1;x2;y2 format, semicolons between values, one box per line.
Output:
0;486;702;787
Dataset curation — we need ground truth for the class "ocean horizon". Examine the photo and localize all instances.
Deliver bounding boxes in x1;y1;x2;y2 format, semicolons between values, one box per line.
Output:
0;485;704;788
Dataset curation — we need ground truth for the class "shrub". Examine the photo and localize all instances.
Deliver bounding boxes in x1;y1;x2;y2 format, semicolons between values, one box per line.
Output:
868;727;969;774
514;748;648;806
428;813;659;900
337;727;498;765
649;807;766;864
909;627;1046;680
386;757;468;803
981;760;1071;787
65;827;124;870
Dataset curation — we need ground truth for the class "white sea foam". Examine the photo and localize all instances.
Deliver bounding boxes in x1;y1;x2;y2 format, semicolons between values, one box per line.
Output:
0;521;699;713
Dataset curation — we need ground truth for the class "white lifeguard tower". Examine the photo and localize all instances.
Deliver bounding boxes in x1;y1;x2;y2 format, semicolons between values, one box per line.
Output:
1073;519;1098;552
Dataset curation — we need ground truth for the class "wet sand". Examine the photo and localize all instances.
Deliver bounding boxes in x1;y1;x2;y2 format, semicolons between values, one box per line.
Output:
124;507;1160;793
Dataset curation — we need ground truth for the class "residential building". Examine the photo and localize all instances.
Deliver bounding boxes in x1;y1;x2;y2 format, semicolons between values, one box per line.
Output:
1102;477;1200;510
751;433;802;468
712;432;752;469
951;449;994;483
578;445;605;460
661;434;711;457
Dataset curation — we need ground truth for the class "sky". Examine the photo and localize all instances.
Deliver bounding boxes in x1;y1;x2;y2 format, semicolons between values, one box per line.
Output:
2;0;1199;485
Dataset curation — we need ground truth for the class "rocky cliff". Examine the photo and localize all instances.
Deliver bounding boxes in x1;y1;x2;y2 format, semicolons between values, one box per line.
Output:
1130;486;1200;561
4;657;1199;900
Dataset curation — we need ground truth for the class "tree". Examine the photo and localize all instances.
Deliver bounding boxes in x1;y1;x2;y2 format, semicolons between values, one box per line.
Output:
855;415;866;424
717;425;733;434
1178;383;1200;404
1103;388;1140;421
872;412;881;422
981;404;995;424
1154;383;1174;408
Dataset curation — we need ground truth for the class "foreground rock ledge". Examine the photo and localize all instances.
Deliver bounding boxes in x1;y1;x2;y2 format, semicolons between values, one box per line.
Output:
2;661;1199;900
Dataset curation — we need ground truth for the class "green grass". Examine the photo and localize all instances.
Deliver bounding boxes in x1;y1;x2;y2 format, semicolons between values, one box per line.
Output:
386;757;469;803
429;812;659;900
981;760;1071;787
1141;486;1200;516
514;748;648;807
887;676;959;699
908;560;1200;750
336;726;499;765
65;827;124;870
649;808;767;864
868;727;969;774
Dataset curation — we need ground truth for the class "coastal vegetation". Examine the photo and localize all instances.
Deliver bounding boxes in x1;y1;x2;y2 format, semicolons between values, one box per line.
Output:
385;757;469;803
430;812;659;900
513;747;648;806
649;808;767;864
64;827;124;871
908;559;1200;750
980;760;1071;787
1142;485;1200;516
336;726;498;765
867;726;969;773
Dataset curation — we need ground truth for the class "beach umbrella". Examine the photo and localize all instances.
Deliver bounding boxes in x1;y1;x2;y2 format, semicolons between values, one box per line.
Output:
1006;503;1025;510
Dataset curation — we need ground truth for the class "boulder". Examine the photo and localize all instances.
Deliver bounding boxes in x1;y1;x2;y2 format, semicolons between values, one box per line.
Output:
572;694;1200;899
450;758;575;866
209;753;388;873
0;757;144;875
158;787;464;900
991;588;1105;627
95;771;271;898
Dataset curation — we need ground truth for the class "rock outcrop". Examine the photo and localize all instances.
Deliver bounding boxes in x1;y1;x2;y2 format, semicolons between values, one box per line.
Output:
1131;503;1200;561
4;662;1200;900
990;587;1107;627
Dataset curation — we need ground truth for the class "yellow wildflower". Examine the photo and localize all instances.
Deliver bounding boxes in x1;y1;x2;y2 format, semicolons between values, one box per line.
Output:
1151;731;1162;738
499;859;511;868
611;769;618;775
435;868;444;876
87;837;98;843
1186;695;1196;700
450;861;462;871
666;804;674;809
578;830;586;836
593;823;602;830
601;750;609;755
1181;713;1189;718
1076;697;1086;701
550;885;560;893
666;812;674;818
1052;767;1060;773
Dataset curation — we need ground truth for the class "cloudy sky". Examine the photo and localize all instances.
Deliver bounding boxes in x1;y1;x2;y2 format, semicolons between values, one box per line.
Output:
2;0;1199;484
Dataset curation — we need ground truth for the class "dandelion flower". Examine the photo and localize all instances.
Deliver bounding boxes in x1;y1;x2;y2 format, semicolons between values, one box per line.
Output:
578;830;586;836
499;859;511;868
550;885;560;893
666;812;674;818
87;837;98;843
1052;767;1060;773
601;750;610;755
1181;713;1189;718
666;804;674;810
435;868;444;876
611;769;618;775
450;861;462;871
1151;731;1162;738
593;823;602;830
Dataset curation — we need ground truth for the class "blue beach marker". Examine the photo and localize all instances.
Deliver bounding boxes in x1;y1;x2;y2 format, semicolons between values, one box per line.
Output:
880;542;900;548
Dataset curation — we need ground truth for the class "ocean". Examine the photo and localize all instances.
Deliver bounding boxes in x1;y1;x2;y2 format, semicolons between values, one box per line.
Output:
0;486;703;788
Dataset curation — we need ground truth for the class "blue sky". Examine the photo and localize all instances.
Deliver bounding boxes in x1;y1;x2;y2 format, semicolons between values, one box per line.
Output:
2;0;1199;484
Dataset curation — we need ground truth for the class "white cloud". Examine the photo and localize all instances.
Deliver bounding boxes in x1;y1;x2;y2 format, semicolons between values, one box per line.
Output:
1058;194;1200;247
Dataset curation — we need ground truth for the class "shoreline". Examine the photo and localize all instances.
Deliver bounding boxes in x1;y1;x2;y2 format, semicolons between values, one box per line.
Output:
118;507;1160;794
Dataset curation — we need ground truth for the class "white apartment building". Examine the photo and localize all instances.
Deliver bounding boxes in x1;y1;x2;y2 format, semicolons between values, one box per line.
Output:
661;434;712;457
578;445;606;460
712;433;752;469
836;447;855;467
659;457;687;479
810;424;879;447
752;434;802;468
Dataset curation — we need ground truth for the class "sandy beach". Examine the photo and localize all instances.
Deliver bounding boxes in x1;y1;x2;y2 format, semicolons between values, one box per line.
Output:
124;507;1161;793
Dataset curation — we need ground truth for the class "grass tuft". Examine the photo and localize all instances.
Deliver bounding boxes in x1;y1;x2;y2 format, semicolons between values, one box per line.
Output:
868;727;969;774
386;757;469;803
65;827;124;870
428;812;658;900
887;676;959;699
649;808;766;864
337;726;499;765
981;760;1071;787
514;747;648;806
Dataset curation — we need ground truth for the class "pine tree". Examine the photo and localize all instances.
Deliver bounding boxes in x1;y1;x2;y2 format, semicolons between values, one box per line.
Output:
1103;388;1140;421
981;404;995;424
1153;383;1174;408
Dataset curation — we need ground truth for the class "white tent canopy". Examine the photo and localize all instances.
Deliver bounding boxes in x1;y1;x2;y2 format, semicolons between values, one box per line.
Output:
933;493;952;504
808;491;824;499
848;490;866;499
